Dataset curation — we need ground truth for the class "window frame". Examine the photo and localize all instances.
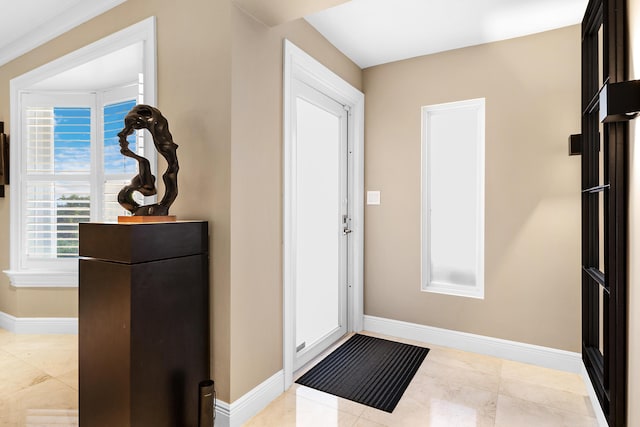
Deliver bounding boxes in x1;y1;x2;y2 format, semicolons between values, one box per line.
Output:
4;17;156;288
421;98;485;299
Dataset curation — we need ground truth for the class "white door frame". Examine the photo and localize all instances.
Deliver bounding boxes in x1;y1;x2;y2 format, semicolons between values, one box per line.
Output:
283;39;364;389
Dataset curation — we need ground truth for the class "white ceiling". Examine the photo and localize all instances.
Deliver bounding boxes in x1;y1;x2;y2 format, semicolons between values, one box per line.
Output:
0;0;588;71
0;0;126;67
305;0;589;68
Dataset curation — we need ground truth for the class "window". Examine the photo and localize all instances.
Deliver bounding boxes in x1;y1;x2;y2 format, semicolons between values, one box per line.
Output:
7;87;145;287
25;103;92;260
421;98;485;299
4;17;156;288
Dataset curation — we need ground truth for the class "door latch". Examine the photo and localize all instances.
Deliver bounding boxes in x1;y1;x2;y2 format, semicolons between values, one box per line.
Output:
343;214;352;235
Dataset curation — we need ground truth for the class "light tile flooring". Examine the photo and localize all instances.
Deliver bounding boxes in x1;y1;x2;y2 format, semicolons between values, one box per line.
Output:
246;332;599;427
0;328;598;427
0;328;78;426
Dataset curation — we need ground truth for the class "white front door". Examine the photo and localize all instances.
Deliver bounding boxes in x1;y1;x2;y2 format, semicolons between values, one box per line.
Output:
291;79;350;371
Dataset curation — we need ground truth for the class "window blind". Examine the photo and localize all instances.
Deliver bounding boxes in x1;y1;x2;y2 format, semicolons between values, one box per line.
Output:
21;94;138;261
24;106;91;258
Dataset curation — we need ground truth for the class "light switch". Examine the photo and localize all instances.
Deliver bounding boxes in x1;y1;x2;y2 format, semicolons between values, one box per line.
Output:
367;191;381;205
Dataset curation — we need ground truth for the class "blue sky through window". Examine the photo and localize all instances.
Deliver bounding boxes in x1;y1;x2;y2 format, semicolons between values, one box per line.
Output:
53;107;90;173
53;100;137;175
104;99;137;175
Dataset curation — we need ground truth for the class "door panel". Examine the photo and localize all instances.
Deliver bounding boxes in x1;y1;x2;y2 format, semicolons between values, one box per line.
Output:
292;80;348;370
581;0;627;425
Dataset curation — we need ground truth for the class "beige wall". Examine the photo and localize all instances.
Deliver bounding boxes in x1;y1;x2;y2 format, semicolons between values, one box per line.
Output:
0;196;14;315
363;25;582;352
0;0;591;407
0;0;360;404
0;0;234;400
230;5;361;401
627;0;640;424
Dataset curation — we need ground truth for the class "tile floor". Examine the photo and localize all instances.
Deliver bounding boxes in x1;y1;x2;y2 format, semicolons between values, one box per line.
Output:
245;332;599;427
0;328;598;427
0;328;78;426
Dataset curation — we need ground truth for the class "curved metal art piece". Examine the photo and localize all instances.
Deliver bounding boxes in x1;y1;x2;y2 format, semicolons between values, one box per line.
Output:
117;105;179;216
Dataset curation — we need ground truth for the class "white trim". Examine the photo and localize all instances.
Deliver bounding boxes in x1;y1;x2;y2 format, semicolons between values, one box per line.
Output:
6;17;157;288
213;401;231;427
282;39;365;389
0;0;128;67
364;315;583;373
580;364;608;427
2;270;78;288
0;311;78;334
214;370;284;427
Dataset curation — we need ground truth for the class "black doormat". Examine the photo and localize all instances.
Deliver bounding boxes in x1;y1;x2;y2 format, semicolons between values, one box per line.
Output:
295;334;429;413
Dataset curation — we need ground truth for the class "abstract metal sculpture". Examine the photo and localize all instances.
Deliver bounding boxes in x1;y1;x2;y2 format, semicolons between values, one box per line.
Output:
117;105;179;216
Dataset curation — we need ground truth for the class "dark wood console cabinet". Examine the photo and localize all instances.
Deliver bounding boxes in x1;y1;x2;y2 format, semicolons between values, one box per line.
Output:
78;221;209;427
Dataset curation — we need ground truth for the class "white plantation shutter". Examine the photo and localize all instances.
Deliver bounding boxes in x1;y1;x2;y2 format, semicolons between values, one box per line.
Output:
102;178;138;221
25;181;91;258
25;107;54;173
50;107;92;258
18;90;139;272
22;96;94;265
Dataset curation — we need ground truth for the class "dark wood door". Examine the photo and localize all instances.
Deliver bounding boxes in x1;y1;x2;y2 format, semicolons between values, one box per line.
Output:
581;1;627;425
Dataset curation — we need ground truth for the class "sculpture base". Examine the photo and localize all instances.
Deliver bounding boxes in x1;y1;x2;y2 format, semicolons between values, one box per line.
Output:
118;215;177;223
79;221;209;427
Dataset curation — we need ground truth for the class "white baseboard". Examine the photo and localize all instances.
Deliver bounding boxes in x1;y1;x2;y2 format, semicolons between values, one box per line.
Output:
580;365;608;427
214;400;231;427
0;311;78;334
364;315;582;373
214;370;284;427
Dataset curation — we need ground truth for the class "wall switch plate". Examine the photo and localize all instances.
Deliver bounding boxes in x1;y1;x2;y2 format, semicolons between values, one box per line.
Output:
367;191;381;205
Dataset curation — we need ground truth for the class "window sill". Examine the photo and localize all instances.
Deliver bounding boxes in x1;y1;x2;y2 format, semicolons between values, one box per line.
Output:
422;281;484;300
3;270;78;288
